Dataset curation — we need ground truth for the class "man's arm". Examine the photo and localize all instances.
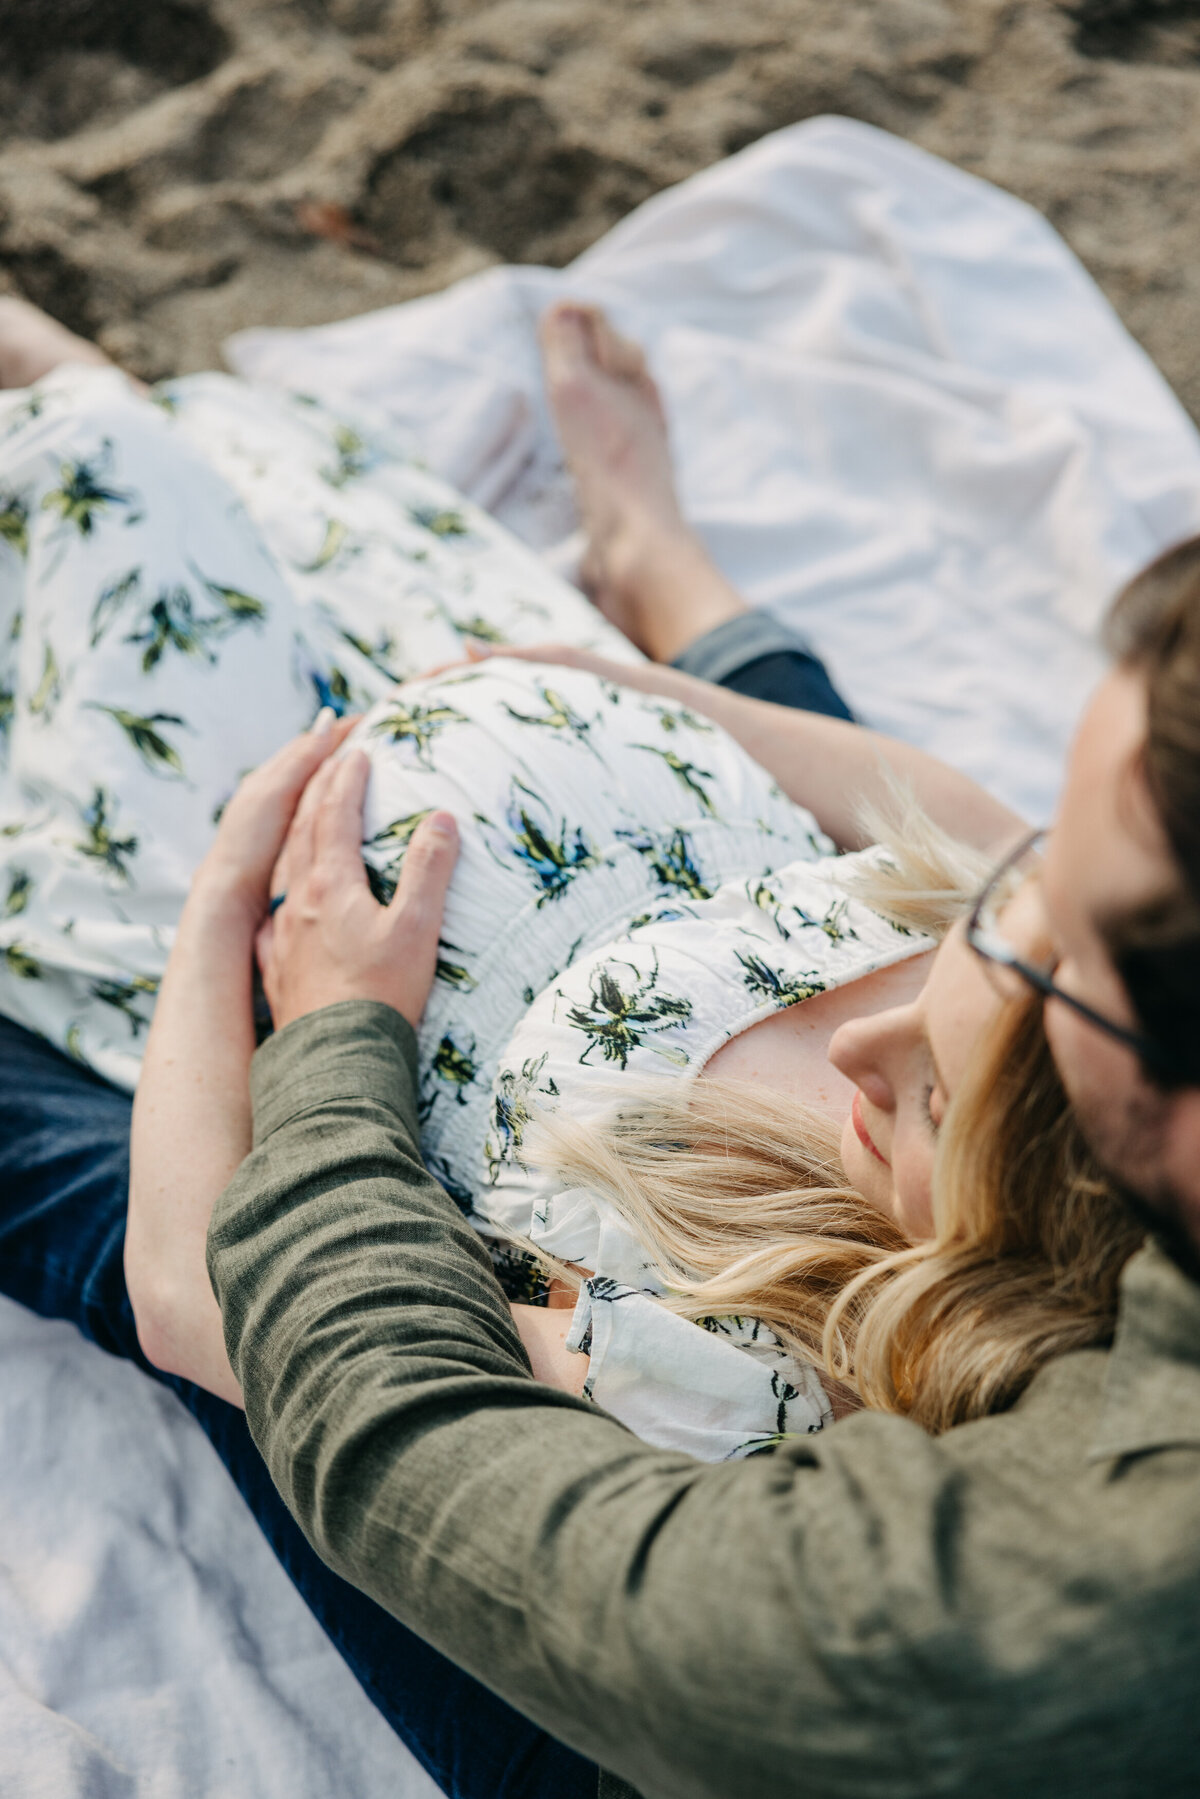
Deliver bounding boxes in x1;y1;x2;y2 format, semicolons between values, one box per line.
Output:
209;1000;941;1797
205;741;1063;1799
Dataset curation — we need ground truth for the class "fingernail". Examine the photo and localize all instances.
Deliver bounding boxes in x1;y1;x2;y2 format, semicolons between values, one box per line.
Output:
465;637;493;659
310;706;336;737
428;811;457;839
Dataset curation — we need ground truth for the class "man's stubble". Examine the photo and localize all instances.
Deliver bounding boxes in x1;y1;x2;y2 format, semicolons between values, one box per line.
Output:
1071;1074;1200;1282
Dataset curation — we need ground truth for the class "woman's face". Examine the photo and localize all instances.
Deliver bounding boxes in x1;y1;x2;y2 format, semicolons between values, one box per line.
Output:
828;883;1044;1240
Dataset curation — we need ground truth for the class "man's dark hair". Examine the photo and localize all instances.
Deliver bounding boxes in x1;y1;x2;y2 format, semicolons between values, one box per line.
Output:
1103;535;1200;1086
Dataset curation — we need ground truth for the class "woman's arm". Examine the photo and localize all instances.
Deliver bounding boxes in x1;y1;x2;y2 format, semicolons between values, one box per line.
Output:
126;724;591;1406
125;883;257;1405
479;643;1025;854
125;716;355;1405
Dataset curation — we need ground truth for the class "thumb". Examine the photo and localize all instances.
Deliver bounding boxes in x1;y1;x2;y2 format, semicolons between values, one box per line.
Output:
389;810;459;927
386;812;459;1026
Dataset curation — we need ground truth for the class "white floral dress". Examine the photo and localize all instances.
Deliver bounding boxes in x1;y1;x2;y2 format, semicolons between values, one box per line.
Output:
0;365;927;1460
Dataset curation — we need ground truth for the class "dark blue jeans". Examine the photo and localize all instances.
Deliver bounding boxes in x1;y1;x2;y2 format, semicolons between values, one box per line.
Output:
0;1011;598;1799
672;610;854;720
0;616;849;1799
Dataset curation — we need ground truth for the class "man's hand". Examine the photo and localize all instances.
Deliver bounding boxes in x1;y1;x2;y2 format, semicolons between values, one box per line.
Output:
257;748;459;1032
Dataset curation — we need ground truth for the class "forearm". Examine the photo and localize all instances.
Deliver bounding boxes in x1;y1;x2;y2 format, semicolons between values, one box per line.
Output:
207;1005;921;1796
710;684;1026;850
127;875;255;1405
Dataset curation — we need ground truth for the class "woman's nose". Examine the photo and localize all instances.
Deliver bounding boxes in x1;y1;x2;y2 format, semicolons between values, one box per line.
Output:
828;1007;909;1112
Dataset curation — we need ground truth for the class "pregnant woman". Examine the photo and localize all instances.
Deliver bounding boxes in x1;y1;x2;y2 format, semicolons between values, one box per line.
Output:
0;298;1139;1795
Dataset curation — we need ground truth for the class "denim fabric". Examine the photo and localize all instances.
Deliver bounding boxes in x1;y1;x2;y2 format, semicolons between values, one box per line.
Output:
672;611;854;720
0;1012;598;1799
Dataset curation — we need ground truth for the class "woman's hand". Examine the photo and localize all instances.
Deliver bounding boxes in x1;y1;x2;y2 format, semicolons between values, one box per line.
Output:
127;710;356;1404
257;749;459;1032
191;709;359;925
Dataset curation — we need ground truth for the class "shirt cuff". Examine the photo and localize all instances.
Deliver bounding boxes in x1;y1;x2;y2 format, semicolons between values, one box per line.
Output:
248;999;420;1145
670;609;814;684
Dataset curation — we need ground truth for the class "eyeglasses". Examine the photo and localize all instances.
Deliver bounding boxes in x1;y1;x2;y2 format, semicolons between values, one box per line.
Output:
965;827;1179;1082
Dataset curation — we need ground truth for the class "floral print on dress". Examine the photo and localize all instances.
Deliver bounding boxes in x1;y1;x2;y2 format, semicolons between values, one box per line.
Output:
559;955;692;1070
734;948;826;1007
616;825;712;900
75;787;138;883
632;744;721;817
501;683;604;760
0;491;30;558
0;363;926;1469
0;364;644;1086
478;779;607;906
485;1051;558;1181
42;442;140;542
370;698;469;768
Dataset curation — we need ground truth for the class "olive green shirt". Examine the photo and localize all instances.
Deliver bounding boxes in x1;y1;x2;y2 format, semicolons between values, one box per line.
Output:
208;1001;1200;1798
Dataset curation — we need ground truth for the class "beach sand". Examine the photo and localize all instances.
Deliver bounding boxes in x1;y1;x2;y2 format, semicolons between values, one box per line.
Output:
1;0;1198;419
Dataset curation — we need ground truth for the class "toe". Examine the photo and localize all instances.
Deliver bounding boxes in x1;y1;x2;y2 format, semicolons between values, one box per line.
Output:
612;337;647;383
540;306;592;391
591;310;641;382
588;311;666;421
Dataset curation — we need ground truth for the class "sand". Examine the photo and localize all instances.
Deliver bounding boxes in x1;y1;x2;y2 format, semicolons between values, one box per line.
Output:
1;0;1199;421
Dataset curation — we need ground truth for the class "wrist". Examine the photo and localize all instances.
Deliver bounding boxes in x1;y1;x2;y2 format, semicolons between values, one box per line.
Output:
639;661;740;724
272;983;418;1035
185;868;264;938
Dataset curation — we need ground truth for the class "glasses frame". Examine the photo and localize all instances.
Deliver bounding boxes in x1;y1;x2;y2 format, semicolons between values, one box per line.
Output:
964;827;1180;1083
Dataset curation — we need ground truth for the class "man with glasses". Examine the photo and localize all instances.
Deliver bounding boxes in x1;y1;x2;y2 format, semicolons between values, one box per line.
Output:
969;538;1200;1270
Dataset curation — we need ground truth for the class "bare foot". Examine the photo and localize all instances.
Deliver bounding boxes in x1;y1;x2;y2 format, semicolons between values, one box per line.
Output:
540;301;749;662
0;296;111;390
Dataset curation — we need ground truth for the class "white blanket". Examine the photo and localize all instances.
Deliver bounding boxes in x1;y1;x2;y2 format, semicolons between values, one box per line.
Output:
232;114;1200;823
4;115;1199;1797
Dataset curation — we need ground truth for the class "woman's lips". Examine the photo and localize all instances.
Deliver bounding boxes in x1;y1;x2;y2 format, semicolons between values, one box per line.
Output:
851;1090;889;1167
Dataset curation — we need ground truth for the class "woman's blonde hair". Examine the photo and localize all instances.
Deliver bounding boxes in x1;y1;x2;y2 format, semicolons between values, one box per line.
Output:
526;796;1144;1433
